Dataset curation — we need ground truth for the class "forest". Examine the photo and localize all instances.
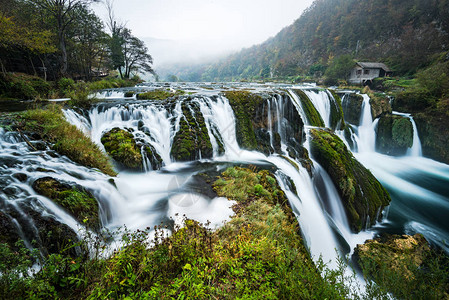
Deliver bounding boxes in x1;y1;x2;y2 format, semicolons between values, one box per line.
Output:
174;0;449;83
0;0;153;100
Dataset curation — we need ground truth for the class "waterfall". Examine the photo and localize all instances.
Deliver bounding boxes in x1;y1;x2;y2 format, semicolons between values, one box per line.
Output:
2;83;449;272
351;94;377;153
302;89;332;128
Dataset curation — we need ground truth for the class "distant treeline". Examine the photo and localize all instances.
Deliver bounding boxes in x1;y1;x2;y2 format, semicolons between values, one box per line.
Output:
174;0;449;82
0;0;154;81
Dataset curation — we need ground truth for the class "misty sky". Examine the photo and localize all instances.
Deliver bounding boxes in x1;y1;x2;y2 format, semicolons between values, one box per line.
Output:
92;0;315;66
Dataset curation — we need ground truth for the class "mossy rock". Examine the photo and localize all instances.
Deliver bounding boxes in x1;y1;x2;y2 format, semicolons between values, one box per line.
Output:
369;92;392;119
376;114;413;155
170;101;213;161
341;93;364;125
32;177;100;230
292;89;325;127
223;91;265;150
354;233;449;299
329;90;346;130
0;211;21;246
101;127;143;170
124;91;135;97
415;107;449;164
136;89;182;100
309;129;391;232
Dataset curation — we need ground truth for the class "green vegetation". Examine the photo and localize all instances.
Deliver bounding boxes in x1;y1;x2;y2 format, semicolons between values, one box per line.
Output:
170;101;213;161
32;177;99;229
181;0;449;82
324;55;355;86
0;167;363;299
20;105;116;176
355;234;449;299
136;89;180;100
101;127;143;170
309;129;391;232
223;91;264;150
292;89;325;127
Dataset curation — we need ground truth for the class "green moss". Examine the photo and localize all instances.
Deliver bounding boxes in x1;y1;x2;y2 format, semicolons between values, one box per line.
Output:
32;177;99;229
170;101;213;161
329;90;346;130
367;90;392;119
355;234;449;299
20;105;116;176
124;91;135;97
101;128;142;170
376;115;413;155
309;129;391;232
136;89;183;100
223;91;264;150
292;89;325;127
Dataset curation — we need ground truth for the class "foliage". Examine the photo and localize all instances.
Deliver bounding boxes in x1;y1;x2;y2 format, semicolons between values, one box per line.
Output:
324;55;355;85
0;72;52;100
21;104;116;176
186;0;449;82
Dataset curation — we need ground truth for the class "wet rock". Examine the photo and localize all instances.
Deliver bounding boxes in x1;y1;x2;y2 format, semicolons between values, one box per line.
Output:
376;114;413;155
292;89;325;127
32;177;100;230
369;93;392;119
309;129;391;232
0;211;21;246
12;172;27;182
170;101;213;161
101;127;143;170
342;93;363;125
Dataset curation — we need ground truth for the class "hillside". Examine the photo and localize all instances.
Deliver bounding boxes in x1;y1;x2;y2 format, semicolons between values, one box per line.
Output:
186;0;449;82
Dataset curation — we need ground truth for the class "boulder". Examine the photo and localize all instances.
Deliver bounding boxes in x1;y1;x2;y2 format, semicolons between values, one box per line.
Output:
309;129;391;232
376;114;413;155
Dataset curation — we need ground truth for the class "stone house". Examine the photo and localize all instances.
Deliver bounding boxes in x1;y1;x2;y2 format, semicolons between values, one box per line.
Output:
348;62;392;85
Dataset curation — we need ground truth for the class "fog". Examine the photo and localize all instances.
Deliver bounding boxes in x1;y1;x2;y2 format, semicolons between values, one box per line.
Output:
92;0;315;67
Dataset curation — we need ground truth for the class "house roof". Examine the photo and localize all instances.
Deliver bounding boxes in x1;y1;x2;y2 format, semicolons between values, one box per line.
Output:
356;62;391;72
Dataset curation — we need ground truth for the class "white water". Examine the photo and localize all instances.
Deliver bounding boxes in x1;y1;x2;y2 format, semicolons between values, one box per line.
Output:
302;89;332;128
392;111;423;157
2;84;449;273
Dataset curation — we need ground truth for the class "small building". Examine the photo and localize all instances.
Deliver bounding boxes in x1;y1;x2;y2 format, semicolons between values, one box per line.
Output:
348;62;392;85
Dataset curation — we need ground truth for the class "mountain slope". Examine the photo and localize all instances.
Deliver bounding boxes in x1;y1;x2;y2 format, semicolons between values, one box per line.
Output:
195;0;449;81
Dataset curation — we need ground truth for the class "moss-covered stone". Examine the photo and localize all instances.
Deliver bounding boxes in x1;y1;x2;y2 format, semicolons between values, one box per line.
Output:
376;114;413;155
369;92;392;119
414;107;449;164
354;233;448;299
292;89;325;127
124;91;135;97
136;89;183;100
329;90;346;130
223;91;264;150
32;177;100;230
341;93;364;125
309;129;391;232
101;127;143;170
170;101;213;161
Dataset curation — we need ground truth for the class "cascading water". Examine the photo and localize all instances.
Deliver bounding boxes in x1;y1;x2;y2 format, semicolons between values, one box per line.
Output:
2;83;449;274
302;89;332;128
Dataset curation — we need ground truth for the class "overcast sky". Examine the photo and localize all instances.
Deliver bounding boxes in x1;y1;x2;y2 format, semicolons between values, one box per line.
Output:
92;0;315;66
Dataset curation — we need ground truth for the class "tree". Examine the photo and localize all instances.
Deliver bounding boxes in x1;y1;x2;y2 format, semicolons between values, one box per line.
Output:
105;0;154;79
324;54;355;85
26;0;100;77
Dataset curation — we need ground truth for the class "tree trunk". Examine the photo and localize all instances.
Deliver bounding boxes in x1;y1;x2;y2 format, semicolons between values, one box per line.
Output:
118;67;123;79
59;30;68;77
39;56;47;81
29;55;37;76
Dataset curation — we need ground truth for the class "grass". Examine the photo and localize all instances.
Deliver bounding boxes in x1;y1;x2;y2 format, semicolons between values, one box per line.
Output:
20;104;116;176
